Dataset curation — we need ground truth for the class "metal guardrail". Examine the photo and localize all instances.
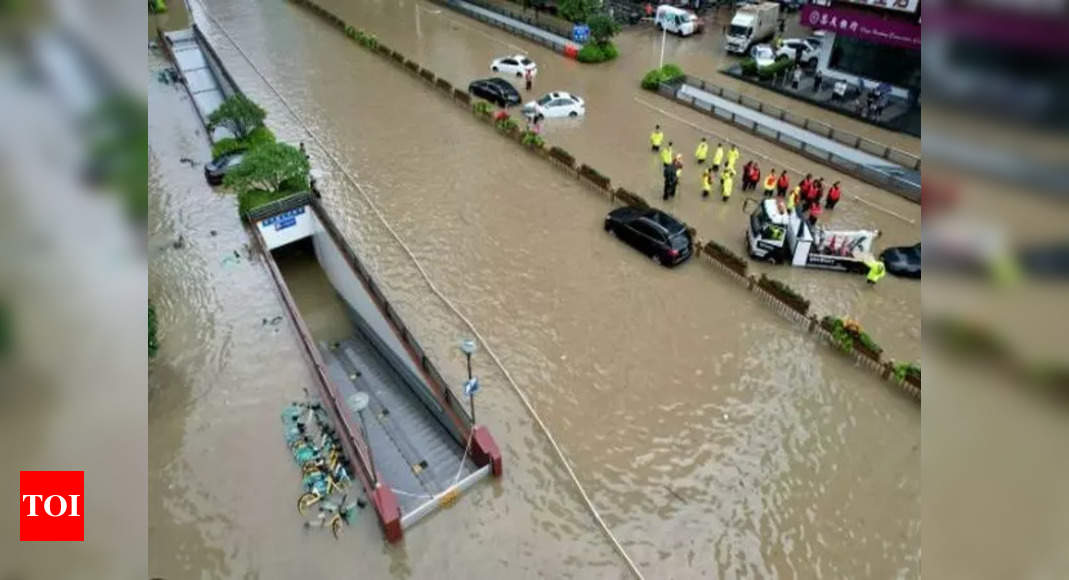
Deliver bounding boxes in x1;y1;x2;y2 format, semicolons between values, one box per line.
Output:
682;75;921;172
433;0;576;57
667;81;921;202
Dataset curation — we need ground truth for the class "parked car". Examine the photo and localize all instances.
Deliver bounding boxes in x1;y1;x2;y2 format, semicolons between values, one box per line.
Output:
604;207;692;266
750;44;778;68
468;78;522;107
491;54;537;78
776;38;819;65
204;150;245;185
523;91;585;118
880;243;921;278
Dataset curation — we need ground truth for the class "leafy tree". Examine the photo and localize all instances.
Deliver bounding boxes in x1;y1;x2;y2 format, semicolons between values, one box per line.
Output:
587;13;619;45
208;94;266;140
223;142;309;194
556;0;600;23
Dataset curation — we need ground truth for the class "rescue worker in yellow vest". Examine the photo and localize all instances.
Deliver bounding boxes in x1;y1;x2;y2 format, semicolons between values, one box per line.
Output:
661;141;674;167
763;169;778;198
786;185;801;213
721;167;734;202
866;259;886;285
695;137;709;165
712;143;725;173
701;168;712;198
726;144;740;172
650;125;664;152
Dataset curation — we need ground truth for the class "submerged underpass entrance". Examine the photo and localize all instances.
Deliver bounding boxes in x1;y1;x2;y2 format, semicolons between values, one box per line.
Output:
252;193;502;541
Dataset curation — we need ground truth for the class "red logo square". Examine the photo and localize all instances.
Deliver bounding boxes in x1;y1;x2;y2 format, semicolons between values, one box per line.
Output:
19;471;84;541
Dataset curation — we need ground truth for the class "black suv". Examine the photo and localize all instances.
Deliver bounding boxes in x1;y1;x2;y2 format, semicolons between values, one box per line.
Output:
468;78;522;108
604;207;693;266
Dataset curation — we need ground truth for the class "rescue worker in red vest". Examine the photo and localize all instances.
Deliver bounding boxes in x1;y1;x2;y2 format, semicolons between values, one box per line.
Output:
807;200;823;228
826;181;842;209
763;169;778;198
746;161;760;191
741;160;754;190
776;171;789;197
799;173;813;202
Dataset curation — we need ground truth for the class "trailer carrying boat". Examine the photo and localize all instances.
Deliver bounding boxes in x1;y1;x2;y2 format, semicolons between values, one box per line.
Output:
745;198;880;274
248;192;502;543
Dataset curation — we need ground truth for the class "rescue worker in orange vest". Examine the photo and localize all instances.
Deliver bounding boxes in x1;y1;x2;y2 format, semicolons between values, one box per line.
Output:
776;171;789;197
763;169;778;198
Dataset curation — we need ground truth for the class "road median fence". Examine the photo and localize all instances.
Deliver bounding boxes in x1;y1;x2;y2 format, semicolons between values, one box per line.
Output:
288;0;920;400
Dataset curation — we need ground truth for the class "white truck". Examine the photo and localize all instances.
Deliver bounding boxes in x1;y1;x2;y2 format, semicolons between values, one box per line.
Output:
725;2;779;54
655;5;703;37
744;199;880;274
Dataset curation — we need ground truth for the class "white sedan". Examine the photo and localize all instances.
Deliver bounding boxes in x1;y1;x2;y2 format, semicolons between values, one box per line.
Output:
750;44;777;68
523;91;585;119
490;54;537;78
776;38;819;65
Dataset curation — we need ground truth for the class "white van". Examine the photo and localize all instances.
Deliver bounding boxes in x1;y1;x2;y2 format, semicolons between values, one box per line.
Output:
655;6;703;37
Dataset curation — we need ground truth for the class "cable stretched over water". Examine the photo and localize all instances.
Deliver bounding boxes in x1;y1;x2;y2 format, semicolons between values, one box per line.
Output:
191;3;645;578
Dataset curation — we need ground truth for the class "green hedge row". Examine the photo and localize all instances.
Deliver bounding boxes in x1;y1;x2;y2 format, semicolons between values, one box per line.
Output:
703;240;748;276
577;42;618;63
641;63;685;90
211;126;276;159
758;274;810;315
548;146;575;168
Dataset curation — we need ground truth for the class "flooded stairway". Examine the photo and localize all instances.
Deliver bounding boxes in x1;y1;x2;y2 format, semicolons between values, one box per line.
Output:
321;333;477;514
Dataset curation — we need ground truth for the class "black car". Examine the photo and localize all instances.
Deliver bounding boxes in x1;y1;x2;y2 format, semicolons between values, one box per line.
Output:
880;242;921;278
604;207;692;266
468;78;522;108
204;150;246;185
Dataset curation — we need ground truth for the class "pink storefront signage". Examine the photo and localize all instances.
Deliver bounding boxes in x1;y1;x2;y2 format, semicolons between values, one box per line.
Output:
802;4;920;49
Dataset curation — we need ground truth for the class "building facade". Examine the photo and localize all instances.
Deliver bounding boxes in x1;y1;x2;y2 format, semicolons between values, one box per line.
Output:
803;0;921;99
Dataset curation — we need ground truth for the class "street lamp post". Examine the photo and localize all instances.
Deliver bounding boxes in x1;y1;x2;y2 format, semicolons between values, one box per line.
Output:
347;391;376;486
659;24;667;69
460;339;478;424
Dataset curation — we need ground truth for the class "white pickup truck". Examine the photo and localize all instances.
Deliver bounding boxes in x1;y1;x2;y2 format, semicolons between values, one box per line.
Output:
745;199;880;274
725;2;779;54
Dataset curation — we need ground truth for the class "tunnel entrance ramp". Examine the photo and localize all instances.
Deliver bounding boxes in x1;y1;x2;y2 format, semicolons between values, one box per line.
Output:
248;192;502;541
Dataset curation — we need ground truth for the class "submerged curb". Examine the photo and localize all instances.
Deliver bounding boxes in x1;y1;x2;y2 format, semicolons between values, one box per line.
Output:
287;0;921;400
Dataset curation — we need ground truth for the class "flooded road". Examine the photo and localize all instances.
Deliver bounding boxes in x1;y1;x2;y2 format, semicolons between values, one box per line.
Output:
150;1;919;577
259;0;920;359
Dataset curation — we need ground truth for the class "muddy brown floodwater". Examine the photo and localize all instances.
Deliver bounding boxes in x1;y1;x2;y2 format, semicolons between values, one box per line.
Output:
149;1;920;578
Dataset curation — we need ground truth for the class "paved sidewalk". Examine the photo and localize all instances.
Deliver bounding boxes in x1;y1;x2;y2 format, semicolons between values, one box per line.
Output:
445;0;579;54
677;83;920;189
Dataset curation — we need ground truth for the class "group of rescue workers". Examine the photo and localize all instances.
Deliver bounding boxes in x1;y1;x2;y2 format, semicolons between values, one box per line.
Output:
650;125;885;284
650;125;842;229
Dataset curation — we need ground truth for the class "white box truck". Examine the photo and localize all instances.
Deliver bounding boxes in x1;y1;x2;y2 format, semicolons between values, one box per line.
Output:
725;2;779;54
